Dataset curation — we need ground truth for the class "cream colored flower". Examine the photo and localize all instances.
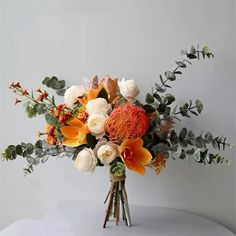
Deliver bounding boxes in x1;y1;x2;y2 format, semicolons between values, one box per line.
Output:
64;85;86;108
75;148;97;173
87;113;107;136
86;98;110;115
119;78;140;99
97;144;117;165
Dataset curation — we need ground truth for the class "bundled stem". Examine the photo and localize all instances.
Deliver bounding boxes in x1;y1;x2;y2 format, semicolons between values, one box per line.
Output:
103;174;131;228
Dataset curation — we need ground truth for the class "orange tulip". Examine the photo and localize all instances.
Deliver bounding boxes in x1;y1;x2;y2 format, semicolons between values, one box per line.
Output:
60;117;89;147
120;138;152;175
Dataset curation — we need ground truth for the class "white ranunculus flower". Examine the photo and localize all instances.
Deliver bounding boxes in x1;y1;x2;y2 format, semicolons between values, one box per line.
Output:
87;113;107;136
119;78;140;99
86;98;110;115
97;144;117;165
75;148;97;173
64;85;86;108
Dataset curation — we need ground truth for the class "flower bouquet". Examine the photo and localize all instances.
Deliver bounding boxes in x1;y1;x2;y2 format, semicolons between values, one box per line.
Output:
2;45;231;227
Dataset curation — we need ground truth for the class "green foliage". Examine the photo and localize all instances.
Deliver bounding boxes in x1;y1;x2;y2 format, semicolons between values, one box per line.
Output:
154;45;214;94
45;113;59;126
2;140;77;175
110;162;125;176
86;133;98;149
174;99;203;119
42;76;66;96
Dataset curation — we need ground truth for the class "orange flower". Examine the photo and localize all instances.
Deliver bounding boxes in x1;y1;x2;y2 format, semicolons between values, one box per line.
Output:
60;117;89;147
105;103;149;142
120;138;152;175
78;84;108;106
45;124;57;145
147;153;167;175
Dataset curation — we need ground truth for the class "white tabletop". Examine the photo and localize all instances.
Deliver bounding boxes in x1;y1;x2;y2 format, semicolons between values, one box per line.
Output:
0;201;234;236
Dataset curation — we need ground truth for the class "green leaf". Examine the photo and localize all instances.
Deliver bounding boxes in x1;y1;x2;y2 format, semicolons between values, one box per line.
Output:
16;145;23;155
179;149;186;159
34;103;47;115
86;133;98;149
145;93;155;104
163;94;175;105
57;80;65;89
42;77;51;85
155;83;166;93
153;93;162;102
164;71;176;81
190;46;196;54
195;99;203;113
158;103;166;114
35;140;43;149
196;136;205;148
56;89;66;96
187;54;198;59
205;132;213;143
186;148;195;155
179;128;187;139
143;104;156;113
176;61;186;68
45;113;58;125
170;130;179;144
25;104;37;118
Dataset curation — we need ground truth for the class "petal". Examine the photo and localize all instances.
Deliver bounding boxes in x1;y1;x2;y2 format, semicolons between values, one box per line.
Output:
78;125;90;142
128;138;143;150
126;159;146;175
66;118;84;127
60;126;80;139
62;138;83;147
87;88;99;101
120;139;130;153
120;138;143;156
134;147;152;165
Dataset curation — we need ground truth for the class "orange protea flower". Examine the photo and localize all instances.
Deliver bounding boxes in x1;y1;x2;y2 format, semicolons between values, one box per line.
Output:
60;117;89;147
105;103;149;142
120;138;152;175
147;153;167;175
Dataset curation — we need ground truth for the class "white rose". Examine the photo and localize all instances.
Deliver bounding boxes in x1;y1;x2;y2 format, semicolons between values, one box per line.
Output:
87;113;107;136
75;148;97;173
64;85;86;108
86;98;110;115
97;144;117;165
119;78;140;99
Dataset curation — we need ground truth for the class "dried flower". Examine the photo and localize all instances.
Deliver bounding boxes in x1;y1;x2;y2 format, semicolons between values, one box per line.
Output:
147;153;167;175
14;98;21;105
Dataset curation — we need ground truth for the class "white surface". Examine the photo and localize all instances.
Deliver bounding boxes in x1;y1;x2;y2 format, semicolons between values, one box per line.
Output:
0;202;234;236
0;0;235;234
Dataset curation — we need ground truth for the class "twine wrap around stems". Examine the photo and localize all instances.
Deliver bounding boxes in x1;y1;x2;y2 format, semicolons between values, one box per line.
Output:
103;172;131;228
110;173;126;182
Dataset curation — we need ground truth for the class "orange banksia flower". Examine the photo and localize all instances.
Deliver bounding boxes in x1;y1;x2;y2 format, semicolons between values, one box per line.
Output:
105;103;149;142
147;153;167;175
120;138;152;175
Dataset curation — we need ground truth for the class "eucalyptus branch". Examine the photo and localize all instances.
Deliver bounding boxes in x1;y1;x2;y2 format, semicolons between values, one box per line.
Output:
154;45;214;94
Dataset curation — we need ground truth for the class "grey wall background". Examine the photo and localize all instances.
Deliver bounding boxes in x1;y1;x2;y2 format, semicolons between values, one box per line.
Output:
0;0;235;233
